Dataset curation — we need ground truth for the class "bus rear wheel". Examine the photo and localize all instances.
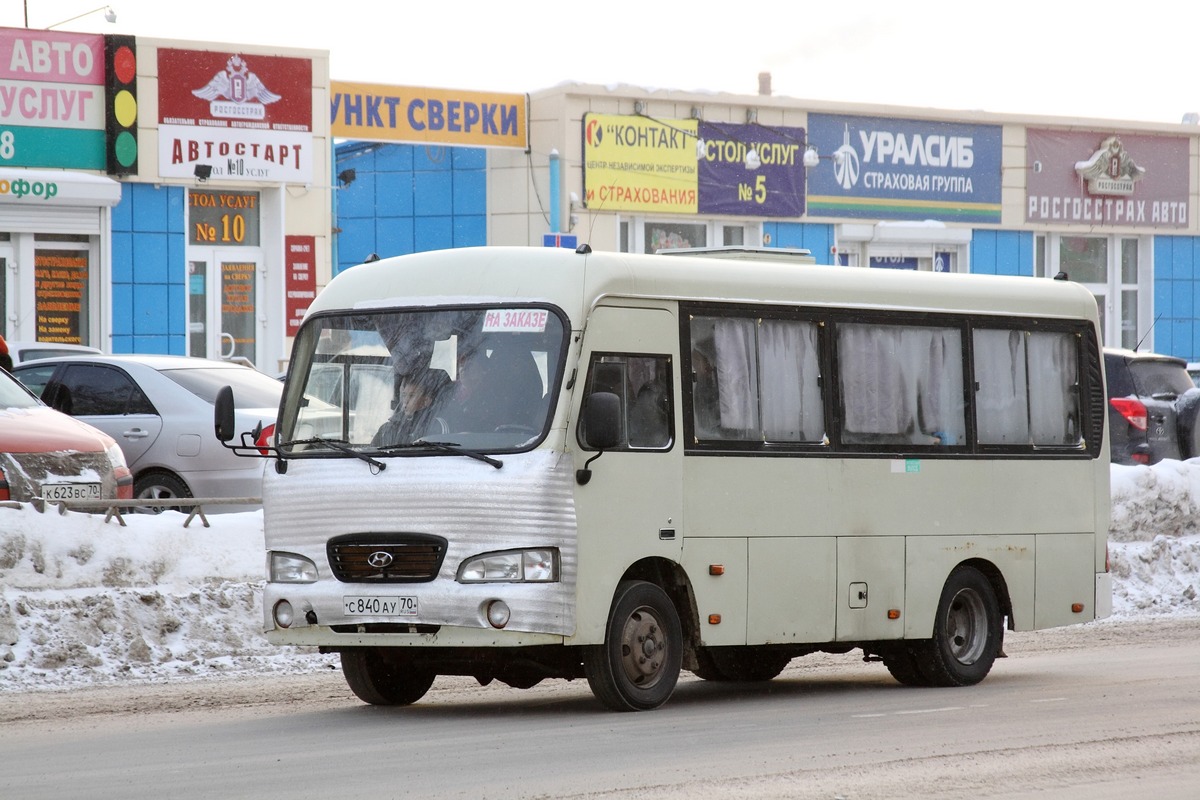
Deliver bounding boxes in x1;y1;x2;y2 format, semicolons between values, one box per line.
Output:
341;648;436;706
583;580;682;711
910;566;1002;687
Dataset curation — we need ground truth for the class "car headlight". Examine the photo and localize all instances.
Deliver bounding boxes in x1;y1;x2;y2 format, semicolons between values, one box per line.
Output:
104;441;128;469
457;549;559;583
270;552;319;583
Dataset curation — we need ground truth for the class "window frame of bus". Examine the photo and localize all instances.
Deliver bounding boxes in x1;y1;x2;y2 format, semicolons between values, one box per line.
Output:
679;301;1104;459
576;352;675;453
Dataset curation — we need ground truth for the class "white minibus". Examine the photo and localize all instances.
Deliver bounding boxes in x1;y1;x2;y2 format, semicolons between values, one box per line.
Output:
217;245;1112;712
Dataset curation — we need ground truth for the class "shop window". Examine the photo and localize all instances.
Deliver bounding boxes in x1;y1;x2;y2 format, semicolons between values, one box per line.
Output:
644;222;706;253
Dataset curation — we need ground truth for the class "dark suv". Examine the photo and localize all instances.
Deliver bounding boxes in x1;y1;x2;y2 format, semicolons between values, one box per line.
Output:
1105;347;1200;465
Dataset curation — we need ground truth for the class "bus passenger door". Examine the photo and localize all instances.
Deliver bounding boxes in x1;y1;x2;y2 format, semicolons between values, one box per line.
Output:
572;304;684;642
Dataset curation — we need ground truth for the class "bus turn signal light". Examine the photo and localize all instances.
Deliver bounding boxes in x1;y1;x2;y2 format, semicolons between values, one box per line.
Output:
709;565;724;575
887;609;901;620
708;614;721;625
1072;603;1084;613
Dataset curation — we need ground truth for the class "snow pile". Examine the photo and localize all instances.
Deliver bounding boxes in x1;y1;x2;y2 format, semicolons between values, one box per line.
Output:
1;460;1199;692
0;507;335;690
1109;461;1200;614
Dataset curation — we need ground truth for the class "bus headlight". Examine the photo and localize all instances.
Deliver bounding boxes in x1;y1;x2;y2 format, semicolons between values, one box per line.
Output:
457;549;559;583
270;552;319;583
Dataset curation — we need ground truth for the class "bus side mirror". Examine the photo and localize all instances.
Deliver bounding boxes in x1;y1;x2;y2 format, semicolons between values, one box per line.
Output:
214;385;237;442
577;392;620;485
583;391;621;449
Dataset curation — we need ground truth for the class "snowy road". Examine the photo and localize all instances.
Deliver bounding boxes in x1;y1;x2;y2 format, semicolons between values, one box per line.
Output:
3;616;1198;800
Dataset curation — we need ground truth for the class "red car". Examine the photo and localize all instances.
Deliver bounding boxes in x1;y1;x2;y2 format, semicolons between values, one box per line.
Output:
0;367;132;503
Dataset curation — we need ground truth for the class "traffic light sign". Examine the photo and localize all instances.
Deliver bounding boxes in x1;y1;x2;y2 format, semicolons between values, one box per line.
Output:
104;34;137;175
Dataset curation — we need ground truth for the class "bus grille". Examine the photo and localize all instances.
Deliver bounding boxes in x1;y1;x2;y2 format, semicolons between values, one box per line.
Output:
327;533;447;583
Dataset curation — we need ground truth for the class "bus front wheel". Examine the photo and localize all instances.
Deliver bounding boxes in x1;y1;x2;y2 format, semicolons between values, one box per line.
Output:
341;648;436;706
910;565;1002;687
583;580;683;711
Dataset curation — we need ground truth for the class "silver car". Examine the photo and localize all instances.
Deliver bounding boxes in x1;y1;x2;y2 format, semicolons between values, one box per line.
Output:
4;341;103;364
12;354;281;509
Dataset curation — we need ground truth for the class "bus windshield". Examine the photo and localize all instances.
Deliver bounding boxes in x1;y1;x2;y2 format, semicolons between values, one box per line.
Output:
279;306;567;454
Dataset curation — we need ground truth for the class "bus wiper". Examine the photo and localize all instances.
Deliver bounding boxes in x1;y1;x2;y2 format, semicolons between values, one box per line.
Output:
380;439;503;469
277;437;386;471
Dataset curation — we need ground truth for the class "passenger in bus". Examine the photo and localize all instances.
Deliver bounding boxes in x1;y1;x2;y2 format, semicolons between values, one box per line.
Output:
628;376;669;447
445;345;544;433
371;368;450;446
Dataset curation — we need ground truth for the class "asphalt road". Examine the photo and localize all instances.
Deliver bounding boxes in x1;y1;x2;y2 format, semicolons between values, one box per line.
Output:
3;616;1198;799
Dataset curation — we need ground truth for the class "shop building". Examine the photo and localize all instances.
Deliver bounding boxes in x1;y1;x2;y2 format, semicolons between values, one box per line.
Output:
0;27;329;372
477;83;1200;360
330;82;526;274
10;27;1197;368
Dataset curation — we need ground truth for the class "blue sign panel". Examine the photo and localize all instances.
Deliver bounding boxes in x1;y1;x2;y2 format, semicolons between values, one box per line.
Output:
543;233;578;249
806;114;1002;223
697;121;806;218
871;256;919;270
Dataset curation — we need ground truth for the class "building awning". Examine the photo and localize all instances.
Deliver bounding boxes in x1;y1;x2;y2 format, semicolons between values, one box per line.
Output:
0;169;121;208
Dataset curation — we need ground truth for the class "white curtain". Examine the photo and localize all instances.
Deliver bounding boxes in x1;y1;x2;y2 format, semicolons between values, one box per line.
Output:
713;318;759;433
974;329;1031;444
840;323;964;443
760;320;822;441
839;324;909;436
1028;332;1079;444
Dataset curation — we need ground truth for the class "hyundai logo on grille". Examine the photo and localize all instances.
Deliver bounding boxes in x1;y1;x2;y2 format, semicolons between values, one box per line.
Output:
366;551;394;569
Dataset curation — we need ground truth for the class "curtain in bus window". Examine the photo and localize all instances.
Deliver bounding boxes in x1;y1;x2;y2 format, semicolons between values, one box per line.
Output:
690;319;721;439
1028;331;1080;445
839;324;909;440
713;318;759;435
910;327;966;445
973;329;1031;444
760;320;822;441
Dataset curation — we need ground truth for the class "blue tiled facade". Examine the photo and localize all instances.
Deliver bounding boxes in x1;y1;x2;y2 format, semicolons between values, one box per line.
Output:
334;142;487;274
763;221;834;258
110;184;187;355
969;231;1035;277
1151;236;1200;360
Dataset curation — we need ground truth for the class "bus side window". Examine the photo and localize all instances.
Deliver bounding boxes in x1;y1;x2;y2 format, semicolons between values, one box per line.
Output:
837;322;965;447
579;355;673;451
628;360;671;448
690;315;824;444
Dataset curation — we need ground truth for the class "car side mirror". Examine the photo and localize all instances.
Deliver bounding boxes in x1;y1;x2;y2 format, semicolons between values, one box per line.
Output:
577;392;620;485
214;385;236;442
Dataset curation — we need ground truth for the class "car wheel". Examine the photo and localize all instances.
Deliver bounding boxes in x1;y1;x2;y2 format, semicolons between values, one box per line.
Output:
133;471;193;513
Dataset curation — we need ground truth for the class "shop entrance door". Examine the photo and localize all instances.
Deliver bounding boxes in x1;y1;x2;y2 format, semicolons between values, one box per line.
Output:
187;249;263;366
1044;234;1145;350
